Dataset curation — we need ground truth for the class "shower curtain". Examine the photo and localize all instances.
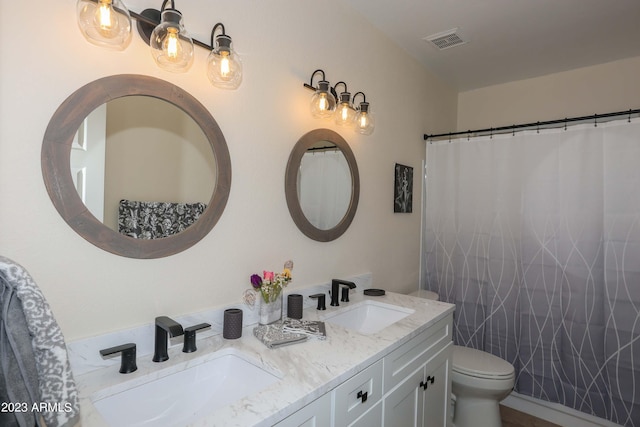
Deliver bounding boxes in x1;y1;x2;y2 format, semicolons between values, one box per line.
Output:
422;119;640;426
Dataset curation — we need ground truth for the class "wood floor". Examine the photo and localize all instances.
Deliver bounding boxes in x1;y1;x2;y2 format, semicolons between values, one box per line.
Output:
500;405;562;427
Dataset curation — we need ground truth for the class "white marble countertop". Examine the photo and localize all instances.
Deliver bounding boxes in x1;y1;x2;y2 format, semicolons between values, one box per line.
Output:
75;291;454;427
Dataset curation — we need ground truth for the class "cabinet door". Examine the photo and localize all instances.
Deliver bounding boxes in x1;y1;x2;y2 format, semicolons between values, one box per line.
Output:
348;400;382;427
420;343;452;427
273;393;332;427
383;367;424;427
333;359;384;427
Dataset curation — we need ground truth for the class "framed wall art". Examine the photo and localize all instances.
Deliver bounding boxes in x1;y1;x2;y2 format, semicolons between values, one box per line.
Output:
394;163;413;213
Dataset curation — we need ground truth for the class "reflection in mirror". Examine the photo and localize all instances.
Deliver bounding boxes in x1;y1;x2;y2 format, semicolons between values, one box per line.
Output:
42;74;231;259
71;96;216;236
298;141;351;230
285;128;359;242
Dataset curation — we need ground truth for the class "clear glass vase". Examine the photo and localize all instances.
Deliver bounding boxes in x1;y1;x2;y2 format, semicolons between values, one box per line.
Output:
259;292;283;325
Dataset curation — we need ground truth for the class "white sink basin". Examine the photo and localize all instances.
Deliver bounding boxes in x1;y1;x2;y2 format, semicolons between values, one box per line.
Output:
92;348;281;427
322;300;414;335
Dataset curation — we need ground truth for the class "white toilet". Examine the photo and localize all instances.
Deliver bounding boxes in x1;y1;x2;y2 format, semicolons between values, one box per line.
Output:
451;345;515;427
409;289;516;427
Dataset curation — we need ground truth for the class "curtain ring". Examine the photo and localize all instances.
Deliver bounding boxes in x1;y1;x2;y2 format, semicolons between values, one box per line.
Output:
536;122;540;134
629;109;632;123
594;114;598;127
564;119;567;131
490;128;493;139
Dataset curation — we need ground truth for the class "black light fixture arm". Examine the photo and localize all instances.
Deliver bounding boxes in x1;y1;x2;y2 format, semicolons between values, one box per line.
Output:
333;81;348;95
304;69;326;91
211;23;226;45
353;91;366;107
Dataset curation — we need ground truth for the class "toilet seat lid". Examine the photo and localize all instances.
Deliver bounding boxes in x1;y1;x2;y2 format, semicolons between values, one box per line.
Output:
452;345;514;379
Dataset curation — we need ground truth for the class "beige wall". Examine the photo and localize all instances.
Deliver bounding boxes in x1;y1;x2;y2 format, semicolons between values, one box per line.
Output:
0;1;457;340
457;56;640;131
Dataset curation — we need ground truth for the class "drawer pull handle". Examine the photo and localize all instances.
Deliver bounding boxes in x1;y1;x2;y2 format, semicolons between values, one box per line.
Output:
357;390;368;403
420;376;435;390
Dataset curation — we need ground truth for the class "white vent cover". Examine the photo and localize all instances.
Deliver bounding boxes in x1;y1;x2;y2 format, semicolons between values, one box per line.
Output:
424;28;468;50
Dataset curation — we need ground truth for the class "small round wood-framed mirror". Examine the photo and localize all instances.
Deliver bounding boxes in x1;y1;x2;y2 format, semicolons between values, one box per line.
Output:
41;74;231;258
285;128;359;242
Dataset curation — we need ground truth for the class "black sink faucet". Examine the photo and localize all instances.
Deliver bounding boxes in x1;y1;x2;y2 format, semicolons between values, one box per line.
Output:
330;279;357;306
153;316;184;362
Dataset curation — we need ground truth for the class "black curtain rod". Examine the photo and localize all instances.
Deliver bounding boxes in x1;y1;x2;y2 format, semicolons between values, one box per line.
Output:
423;109;640;141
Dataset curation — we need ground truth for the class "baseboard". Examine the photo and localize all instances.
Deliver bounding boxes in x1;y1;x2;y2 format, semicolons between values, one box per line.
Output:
501;391;621;427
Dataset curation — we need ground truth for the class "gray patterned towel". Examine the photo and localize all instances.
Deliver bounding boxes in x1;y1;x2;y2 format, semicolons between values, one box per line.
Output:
282;318;327;340
253;323;308;349
0;256;79;427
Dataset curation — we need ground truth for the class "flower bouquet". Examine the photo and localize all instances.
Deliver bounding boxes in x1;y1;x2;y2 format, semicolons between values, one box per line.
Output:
250;260;293;324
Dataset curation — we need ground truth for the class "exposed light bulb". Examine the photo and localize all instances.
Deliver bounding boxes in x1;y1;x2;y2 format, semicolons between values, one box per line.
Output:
96;0;118;37
354;101;375;135
335;92;356;127
310;81;336;118
358;113;369;128
164;27;181;60
318;94;329;112
77;0;131;50
220;53;231;77
150;8;194;72
207;32;242;89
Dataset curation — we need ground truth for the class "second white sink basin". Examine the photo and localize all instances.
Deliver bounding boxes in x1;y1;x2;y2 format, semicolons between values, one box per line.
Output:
323;300;414;334
92;348;281;427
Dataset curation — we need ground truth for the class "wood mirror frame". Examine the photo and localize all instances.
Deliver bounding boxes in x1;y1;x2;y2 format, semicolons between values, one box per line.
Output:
41;74;231;259
285;128;359;242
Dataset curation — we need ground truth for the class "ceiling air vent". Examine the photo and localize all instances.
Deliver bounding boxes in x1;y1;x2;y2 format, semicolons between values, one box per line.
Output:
424;28;467;50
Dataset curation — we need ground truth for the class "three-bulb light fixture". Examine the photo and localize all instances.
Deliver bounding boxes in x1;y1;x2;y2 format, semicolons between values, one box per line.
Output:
304;69;375;135
76;0;242;89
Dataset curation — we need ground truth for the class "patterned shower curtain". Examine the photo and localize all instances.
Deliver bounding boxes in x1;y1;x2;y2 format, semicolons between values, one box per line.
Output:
422;119;640;426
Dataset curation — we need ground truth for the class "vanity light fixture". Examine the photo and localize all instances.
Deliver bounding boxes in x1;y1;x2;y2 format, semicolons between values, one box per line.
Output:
78;0;242;86
148;0;194;72
305;69;337;119
353;92;375;135
333;82;356;128
76;0;132;50
207;23;243;90
303;70;374;135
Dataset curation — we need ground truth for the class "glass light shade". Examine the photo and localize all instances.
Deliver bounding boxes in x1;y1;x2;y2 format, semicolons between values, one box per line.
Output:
354;102;375;135
310;81;336;118
335;92;356;127
207;35;243;89
77;0;132;50
150;9;194;72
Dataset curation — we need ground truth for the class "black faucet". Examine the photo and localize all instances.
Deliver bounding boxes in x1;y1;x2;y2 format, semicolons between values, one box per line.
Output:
153;316;184;362
100;343;137;374
330;279;357;306
310;293;326;310
182;323;211;353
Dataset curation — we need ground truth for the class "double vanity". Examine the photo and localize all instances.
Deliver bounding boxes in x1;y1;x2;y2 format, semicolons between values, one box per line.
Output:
75;290;454;427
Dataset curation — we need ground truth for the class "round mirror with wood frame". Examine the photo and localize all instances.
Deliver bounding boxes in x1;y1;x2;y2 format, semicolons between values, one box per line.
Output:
285;128;359;242
41;74;231;259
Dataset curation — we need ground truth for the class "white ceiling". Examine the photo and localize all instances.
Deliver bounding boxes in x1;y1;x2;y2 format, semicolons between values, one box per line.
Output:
341;0;640;91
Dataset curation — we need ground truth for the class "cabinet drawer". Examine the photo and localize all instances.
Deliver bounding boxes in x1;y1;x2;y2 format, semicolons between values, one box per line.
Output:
273;393;332;427
383;314;452;392
333;359;384;427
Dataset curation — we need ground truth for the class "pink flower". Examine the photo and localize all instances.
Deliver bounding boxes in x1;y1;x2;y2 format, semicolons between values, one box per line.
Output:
263;271;274;281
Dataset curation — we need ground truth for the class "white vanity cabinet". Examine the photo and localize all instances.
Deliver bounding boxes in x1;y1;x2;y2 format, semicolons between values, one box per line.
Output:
384;344;452;427
275;313;453;427
333;359;384;427
272;393;332;427
383;314;453;427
